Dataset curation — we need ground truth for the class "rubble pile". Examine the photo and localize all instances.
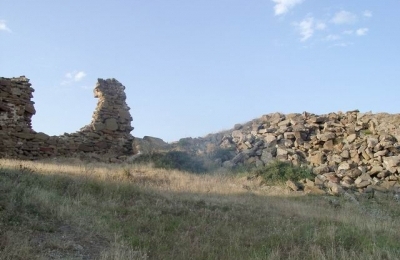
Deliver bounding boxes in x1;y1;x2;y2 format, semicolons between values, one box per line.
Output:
174;111;400;195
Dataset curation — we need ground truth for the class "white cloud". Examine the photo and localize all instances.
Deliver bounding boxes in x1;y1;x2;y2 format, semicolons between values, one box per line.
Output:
294;16;325;42
0;20;11;32
325;34;341;41
343;30;354;35
356;28;369;36
61;70;87;85
272;0;304;16
296;17;313;41
363;10;372;18
74;71;86;81
331;11;357;25
315;22;326;30
331;42;354;48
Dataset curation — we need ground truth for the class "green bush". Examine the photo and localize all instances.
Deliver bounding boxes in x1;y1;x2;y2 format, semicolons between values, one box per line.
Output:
133;151;206;174
209;148;236;162
252;160;313;184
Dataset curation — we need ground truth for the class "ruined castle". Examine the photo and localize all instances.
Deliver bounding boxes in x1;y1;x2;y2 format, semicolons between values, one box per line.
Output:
0;76;134;162
1;75;400;196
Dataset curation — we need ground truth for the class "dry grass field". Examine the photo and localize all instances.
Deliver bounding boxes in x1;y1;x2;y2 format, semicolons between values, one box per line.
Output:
1;158;400;259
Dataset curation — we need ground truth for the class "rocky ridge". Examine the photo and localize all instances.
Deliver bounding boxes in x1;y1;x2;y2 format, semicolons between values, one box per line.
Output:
168;110;400;196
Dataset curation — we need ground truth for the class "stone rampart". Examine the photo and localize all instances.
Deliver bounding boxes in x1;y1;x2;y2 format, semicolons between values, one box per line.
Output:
0;76;134;162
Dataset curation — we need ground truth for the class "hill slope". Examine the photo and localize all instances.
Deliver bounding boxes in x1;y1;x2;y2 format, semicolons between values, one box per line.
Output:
1;158;400;259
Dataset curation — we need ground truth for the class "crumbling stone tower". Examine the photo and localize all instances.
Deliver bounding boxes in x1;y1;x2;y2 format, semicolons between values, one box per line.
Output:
75;78;135;158
89;78;133;134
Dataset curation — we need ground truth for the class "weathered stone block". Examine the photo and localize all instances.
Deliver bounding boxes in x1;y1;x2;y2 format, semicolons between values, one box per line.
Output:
105;118;118;131
284;132;295;139
347;134;357;143
308;152;326;165
25;103;36;114
326;181;345;195
317;132;336;142
286;180;301;191
383;156;400;168
304;185;326;195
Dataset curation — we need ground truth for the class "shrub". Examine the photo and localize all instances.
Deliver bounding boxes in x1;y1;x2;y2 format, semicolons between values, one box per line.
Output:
155;151;206;173
209;148;236;162
132;151;206;174
252;160;313;184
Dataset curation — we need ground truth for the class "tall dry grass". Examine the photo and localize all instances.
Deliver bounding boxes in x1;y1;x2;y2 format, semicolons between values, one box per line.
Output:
0;158;399;259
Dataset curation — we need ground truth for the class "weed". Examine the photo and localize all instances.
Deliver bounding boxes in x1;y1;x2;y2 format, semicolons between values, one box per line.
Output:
252;160;313;184
361;129;373;135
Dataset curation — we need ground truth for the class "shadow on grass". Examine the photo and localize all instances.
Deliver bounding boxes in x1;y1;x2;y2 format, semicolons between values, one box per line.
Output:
1;163;400;260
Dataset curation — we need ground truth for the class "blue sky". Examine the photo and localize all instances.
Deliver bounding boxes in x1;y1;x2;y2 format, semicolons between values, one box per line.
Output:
1;1;399;142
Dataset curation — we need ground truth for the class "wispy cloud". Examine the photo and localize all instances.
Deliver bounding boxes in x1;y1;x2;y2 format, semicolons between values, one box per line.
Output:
295;17;313;41
331;42;354;48
65;71;86;82
294;16;325;42
315;22;326;30
356;28;369;36
80;85;92;90
61;70;87;85
272;3;371;46
331;11;357;25
343;30;354;35
325;34;341;41
0;20;11;32
272;0;304;16
363;10;372;18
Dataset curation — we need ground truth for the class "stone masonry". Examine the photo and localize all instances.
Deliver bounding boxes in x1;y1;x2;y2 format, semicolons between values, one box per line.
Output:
0;76;134;162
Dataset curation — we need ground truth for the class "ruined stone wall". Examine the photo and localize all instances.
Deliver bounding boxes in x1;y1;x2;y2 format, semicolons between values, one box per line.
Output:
0;76;134;162
173;110;400;195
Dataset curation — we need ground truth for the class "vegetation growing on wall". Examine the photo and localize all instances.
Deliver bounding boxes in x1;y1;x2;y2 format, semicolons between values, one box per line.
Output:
252;160;314;184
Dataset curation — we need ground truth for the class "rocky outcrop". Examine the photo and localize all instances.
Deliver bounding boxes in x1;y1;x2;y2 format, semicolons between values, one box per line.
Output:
173;110;400;194
0;76;134;162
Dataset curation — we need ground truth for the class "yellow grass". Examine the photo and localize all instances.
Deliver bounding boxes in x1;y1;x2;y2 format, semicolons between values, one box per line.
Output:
1;158;400;259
